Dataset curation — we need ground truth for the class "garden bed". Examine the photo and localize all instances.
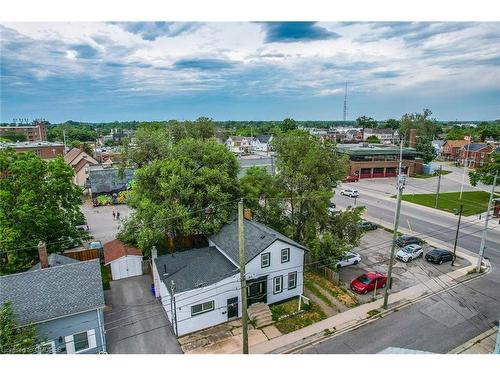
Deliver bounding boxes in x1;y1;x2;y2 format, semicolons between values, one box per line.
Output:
305;272;359;308
271;297;326;334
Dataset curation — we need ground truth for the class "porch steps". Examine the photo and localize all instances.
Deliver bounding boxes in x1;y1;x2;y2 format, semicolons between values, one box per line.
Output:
247;302;274;328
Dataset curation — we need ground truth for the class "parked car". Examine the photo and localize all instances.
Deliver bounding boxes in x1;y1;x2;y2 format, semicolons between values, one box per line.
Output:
340;188;359;198
425;248;454;264
335;251;361;268
344;175;359;182
350;272;387;294
396;244;423;262
395;235;423;247
359;220;378;231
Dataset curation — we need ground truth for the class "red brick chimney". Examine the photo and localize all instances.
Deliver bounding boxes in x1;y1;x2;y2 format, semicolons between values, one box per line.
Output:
243;208;253;220
38;241;49;269
409;129;417;148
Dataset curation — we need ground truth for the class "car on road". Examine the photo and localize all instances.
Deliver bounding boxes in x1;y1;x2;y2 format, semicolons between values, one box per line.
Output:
395;235;423;247
359;220;378;231
396;244;423;262
340;188;359;198
335;251;361;269
425;248;454;264
344;175;359;182
350;272;387;294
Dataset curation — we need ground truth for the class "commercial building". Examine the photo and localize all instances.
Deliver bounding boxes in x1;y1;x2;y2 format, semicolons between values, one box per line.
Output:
363;128;399;144
0;120;48;142
337;144;423;179
0;141;65;159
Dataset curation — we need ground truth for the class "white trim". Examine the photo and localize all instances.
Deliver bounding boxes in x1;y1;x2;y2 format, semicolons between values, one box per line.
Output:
16;307;104;328
65;335;75;354
104;254;143;266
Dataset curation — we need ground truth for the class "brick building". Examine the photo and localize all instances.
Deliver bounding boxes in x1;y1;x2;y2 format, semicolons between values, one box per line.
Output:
458;143;494;168
0;120;48;142
442;140;468;161
0;141;65;159
338;144;423;179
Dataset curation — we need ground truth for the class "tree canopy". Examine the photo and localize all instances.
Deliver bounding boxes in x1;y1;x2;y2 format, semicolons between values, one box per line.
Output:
399;109;441;141
366;135;381;144
0;131;27;142
0;149;85;274
356;116;377;130
0;301;39;354
469;152;500;186
415;137;436;163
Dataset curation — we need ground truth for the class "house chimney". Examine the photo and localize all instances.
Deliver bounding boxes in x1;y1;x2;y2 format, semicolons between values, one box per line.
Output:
409;129;417;148
243;208;252;220
38;241;49;269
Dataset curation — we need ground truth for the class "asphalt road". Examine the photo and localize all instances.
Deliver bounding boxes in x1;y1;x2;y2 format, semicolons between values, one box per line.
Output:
298;176;500;354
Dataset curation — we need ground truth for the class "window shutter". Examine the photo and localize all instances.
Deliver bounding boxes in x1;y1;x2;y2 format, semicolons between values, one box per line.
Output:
87;329;97;349
65;335;75;354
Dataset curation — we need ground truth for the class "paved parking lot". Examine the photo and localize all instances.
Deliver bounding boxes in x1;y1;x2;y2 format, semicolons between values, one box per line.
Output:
337;228;471;303
80;201;131;244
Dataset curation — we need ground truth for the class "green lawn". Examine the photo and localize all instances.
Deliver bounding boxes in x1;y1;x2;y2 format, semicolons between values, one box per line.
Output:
101;264;111;290
414;170;451;179
271;297;326;334
401;191;498;216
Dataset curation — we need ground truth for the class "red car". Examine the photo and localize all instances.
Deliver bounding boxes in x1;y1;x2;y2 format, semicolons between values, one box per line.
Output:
350;272;387;294
344;175;359;182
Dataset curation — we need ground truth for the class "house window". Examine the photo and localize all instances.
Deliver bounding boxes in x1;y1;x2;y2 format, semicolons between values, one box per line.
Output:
281;248;290;263
191;300;215;316
273;275;283;294
73;331;90;352
261;252;270;268
288;272;297;290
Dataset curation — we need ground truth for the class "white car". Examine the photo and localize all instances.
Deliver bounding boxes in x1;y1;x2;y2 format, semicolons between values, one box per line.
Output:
335;251;361;268
396;244;423;263
340;188;359;198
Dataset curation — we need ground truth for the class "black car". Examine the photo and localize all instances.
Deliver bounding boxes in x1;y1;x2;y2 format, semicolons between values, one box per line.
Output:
395;235;423;247
425;248;454;264
359;220;378;231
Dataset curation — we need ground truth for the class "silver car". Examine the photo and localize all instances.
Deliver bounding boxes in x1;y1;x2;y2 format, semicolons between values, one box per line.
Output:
396;244;423;263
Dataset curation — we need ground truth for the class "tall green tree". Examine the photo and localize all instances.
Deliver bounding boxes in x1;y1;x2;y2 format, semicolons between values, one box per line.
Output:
0;131;26;142
0;301;39;354
280;118;297;132
366;135;381;144
121;122;171;168
0;149;85;274
469;152;500;186
271;131;349;244
399;109;440;141
356;116;377;131
119;139;239;252
69;140;94;157
383;118;400;130
415;137;436;163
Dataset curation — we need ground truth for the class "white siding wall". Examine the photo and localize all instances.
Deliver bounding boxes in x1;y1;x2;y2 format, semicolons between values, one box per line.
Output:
245;240;304;305
109;256;142;280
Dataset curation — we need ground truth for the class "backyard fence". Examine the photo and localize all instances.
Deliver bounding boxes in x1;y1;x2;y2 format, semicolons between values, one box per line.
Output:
63;248;100;262
305;253;340;285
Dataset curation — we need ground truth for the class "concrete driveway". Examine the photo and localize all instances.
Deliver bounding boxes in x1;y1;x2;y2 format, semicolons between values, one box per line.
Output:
104;275;182;354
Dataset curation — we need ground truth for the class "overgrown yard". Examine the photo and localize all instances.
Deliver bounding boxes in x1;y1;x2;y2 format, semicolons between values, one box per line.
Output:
271;297;326;334
305;272;359;308
400;191;498;216
414;170;451;179
101;264;111;290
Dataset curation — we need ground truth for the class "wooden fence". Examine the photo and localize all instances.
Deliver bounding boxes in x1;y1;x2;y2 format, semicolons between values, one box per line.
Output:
63;248;100;262
305;253;339;285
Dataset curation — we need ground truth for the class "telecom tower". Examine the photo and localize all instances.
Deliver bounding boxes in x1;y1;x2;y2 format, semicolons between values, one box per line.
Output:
343;81;348;123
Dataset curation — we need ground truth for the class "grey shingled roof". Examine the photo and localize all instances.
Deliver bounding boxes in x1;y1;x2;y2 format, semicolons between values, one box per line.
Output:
29;253;79;271
257;134;272;143
0;259;104;325
465;143;489;152
154;247;238;293
209;219;308;265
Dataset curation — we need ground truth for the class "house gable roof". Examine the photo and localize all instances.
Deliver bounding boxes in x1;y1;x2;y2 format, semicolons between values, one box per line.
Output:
444;140;468;148
154;246;238;293
64;148;82;164
257;134;272;143
0;259;104;325
464;143;490;152
209;219;308;265
104;239;143;264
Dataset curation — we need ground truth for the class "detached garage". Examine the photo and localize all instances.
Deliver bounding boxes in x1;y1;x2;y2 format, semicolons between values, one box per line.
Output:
104;239;143;280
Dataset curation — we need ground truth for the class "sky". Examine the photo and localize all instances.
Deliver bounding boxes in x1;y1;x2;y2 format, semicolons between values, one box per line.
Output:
1;21;499;123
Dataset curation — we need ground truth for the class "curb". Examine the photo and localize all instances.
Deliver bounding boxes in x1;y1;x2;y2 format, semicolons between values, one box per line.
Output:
277;264;491;354
448;327;498;354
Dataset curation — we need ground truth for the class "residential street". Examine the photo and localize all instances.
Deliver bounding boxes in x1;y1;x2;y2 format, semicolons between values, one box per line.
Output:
104;275;182;354
297;174;500;354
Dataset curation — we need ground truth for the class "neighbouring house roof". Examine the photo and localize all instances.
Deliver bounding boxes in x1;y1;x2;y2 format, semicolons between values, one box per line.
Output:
443;140;468;149
29;253;79;271
104;239;142;265
257;134;272;143
154;246;239;293
64;148;82;164
88;166;135;195
209;218;308;265
0;259;104;326
337;144;417;157
364;128;396;135
228;136;254;142
463;143;491;152
64;148;99;173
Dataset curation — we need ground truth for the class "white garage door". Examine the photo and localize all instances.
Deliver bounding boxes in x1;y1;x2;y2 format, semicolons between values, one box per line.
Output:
111;256;143;280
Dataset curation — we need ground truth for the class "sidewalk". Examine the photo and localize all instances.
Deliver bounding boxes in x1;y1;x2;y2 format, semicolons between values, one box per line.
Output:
210;248;483;354
448;327;498;354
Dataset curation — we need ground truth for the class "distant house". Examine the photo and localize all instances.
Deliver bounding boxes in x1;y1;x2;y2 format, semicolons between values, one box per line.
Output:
225;136;254;154
251;135;273;152
104;239;143;281
363;128;398;144
458;143;494;168
0;248;106;354
64;148;99;187
88;165;135;198
152;217;308;336
432;140;445;158
442;140;468;161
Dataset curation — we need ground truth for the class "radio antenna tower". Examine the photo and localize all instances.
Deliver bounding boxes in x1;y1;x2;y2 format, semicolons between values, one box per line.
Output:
343;81;348;123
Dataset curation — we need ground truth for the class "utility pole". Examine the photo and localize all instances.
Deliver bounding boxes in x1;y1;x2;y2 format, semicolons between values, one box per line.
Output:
384;137;405;309
459;136;471;200
170;280;178;336
476;173;498;272
451;204;463;266
63;130;67;154
238;199;249;354
435;165;442;208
